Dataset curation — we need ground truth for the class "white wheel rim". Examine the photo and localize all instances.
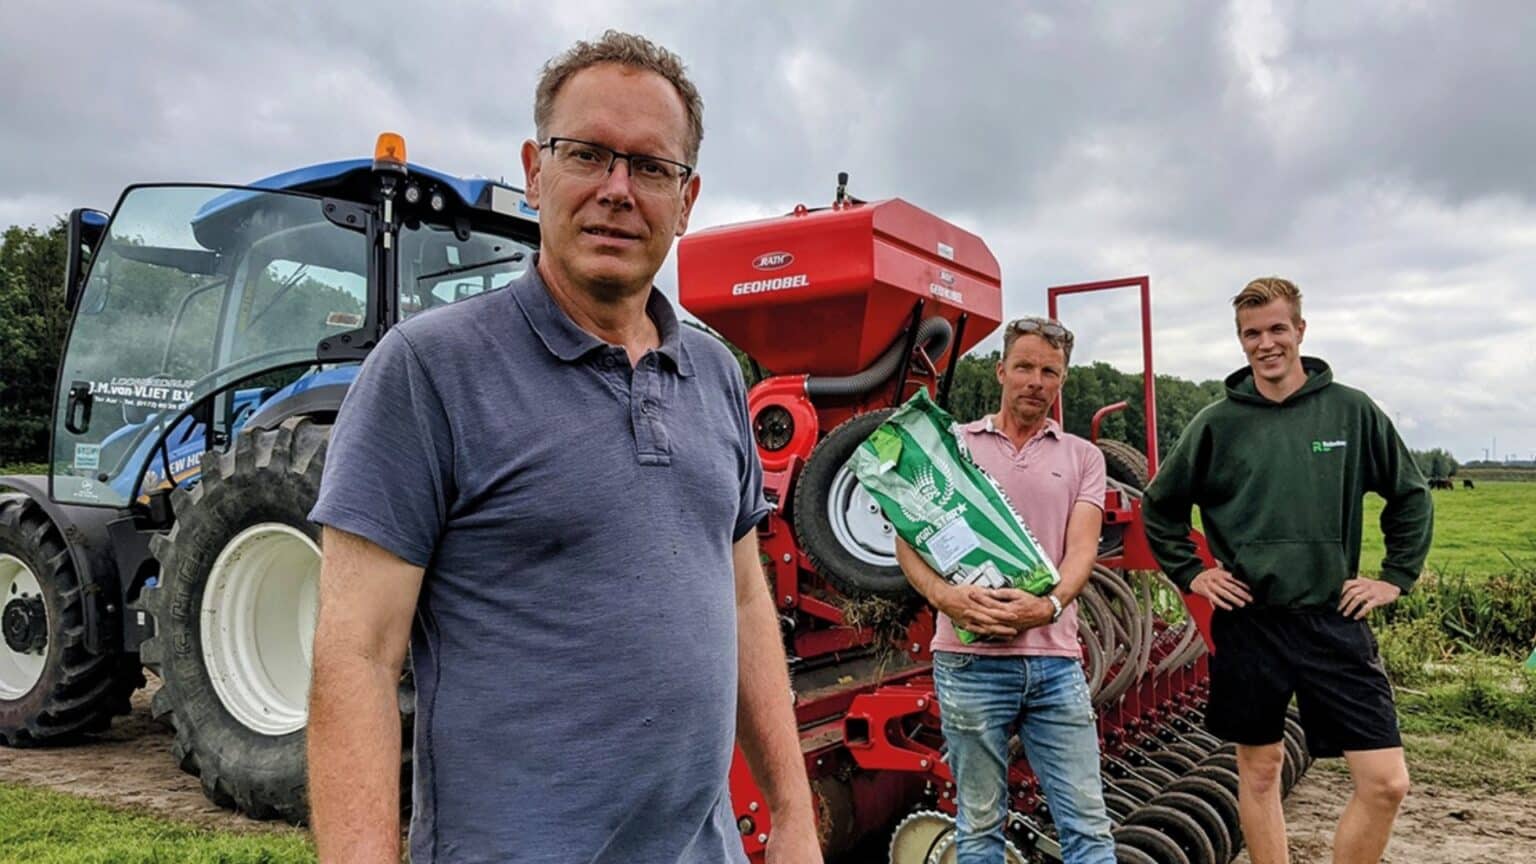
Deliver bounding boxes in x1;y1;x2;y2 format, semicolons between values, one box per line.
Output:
0;553;47;700
826;463;897;567
200;523;320;736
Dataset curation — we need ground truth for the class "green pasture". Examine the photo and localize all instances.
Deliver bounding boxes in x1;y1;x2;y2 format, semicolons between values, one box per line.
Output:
0;785;314;864
1362;480;1536;578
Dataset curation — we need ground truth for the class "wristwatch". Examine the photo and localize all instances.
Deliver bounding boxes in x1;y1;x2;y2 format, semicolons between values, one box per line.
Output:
1047;593;1064;623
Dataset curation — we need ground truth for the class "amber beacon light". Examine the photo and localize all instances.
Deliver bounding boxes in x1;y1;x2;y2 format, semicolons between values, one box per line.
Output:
373;132;407;172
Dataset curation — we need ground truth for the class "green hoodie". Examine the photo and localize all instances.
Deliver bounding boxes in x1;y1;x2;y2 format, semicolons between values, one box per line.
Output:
1142;357;1433;608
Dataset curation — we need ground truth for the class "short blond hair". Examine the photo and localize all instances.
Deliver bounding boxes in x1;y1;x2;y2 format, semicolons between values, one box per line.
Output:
1232;276;1302;326
535;30;704;164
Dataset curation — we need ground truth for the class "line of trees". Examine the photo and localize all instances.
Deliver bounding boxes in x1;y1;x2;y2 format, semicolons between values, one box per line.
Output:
0;221;70;465
930;354;1226;459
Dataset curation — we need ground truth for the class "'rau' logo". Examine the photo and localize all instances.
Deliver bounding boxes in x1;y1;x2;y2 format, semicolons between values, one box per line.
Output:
1311;439;1347;453
752;251;794;271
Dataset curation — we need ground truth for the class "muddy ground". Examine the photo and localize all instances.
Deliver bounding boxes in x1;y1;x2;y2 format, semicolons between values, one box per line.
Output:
3;680;1535;862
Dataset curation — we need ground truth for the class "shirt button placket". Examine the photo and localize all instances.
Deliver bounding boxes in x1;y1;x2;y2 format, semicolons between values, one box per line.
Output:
633;355;662;461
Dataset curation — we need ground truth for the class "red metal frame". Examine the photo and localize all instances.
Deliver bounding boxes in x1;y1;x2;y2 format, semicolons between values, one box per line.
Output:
1047;276;1159;476
1089;401;1129;444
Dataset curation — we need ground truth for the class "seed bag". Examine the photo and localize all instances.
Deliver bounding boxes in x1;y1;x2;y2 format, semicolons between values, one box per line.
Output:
849;390;1060;644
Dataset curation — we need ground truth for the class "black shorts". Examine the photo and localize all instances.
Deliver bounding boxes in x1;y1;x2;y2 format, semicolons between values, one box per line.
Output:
1206;606;1401;758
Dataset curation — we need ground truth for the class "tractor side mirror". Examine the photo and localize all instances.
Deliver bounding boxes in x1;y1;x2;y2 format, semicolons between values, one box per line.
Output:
64;208;109;313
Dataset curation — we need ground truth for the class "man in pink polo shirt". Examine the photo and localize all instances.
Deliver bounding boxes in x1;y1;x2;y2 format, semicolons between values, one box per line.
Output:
896;316;1115;864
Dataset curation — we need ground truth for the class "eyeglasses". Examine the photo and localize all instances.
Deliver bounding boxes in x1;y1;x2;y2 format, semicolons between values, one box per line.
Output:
539;137;694;195
1006;317;1075;349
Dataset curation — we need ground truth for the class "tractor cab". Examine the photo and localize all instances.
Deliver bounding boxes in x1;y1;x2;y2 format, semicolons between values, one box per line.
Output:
0;136;538;819
49;135;539;511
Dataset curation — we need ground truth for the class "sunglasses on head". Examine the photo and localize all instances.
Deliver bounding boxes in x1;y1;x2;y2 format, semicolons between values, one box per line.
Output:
1007;317;1075;346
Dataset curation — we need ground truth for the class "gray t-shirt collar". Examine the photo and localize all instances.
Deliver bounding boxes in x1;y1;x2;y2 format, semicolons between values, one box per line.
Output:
510;255;695;377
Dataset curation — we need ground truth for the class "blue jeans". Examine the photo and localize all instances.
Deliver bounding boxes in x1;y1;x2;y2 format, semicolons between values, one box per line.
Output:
932;652;1116;864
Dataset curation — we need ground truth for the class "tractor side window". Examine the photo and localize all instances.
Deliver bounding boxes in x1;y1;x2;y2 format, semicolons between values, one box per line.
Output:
236;257;366;358
67;219;220;413
398;222;533;319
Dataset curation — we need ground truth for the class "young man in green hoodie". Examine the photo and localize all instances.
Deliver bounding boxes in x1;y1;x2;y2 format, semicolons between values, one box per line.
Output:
1142;277;1433;864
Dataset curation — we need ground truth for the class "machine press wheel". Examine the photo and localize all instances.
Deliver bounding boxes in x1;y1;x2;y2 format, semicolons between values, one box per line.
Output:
1151;791;1232;864
1164;740;1212;763
1114;843;1159;864
1188;765;1240;800
1148;748;1199;776
1113;824;1190;864
1283;716;1312;767
1124;804;1216;864
1112;775;1161;804
888;809;955;864
1182;730;1223;750
1131;761;1179;786
1165;775;1242;853
1104;790;1139;824
1280;737;1301;795
922;829;1027;864
1201;752;1238;775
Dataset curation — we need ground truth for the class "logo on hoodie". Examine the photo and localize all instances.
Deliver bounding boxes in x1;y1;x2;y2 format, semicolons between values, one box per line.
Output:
1311;439;1347;453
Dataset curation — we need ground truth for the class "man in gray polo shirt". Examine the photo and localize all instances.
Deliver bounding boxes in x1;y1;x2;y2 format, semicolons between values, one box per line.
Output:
304;31;821;864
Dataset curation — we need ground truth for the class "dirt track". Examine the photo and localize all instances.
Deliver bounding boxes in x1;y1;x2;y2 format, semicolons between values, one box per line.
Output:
3;681;1536;862
0;679;302;837
1233;762;1536;864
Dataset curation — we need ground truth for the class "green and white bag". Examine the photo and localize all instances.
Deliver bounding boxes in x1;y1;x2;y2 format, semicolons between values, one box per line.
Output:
849;391;1059;643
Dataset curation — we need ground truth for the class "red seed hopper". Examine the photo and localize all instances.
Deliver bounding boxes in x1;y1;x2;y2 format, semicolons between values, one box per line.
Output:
678;196;1001;379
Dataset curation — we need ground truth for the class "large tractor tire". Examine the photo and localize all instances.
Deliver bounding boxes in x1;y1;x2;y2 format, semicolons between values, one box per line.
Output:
793;409;915;600
0;495;134;744
136;416;331;822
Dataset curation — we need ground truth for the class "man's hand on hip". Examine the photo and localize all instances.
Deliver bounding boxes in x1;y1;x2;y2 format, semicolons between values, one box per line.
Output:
1339;578;1401;619
1189;567;1253;610
936;585;1020;639
987;587;1056;631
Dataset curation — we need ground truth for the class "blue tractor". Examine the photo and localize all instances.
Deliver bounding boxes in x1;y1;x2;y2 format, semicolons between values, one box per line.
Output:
0;135;539;820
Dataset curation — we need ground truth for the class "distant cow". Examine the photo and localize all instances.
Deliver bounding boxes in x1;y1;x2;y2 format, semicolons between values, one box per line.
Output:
1430;477;1455;490
1463;478;1476;489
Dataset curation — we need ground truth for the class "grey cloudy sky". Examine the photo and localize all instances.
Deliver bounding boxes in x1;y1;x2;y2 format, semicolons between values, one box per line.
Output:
3;0;1532;461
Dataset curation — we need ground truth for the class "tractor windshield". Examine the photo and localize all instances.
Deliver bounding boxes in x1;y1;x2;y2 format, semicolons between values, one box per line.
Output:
51;185;368;507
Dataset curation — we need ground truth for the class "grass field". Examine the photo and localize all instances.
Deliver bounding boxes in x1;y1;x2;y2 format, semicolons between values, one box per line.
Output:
0;785;315;864
1360;481;1536;577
